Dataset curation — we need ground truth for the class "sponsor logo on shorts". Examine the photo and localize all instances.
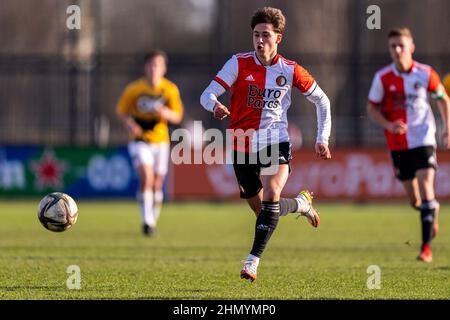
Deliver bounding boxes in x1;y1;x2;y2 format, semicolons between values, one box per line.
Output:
428;155;436;166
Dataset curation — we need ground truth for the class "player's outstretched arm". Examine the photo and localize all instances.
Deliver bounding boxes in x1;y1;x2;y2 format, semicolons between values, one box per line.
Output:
304;84;332;159
436;89;450;149
119;115;143;137
200;55;236;120
200;80;229;120
155;106;183;125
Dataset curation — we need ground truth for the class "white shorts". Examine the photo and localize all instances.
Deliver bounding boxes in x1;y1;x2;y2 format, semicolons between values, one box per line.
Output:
128;141;170;176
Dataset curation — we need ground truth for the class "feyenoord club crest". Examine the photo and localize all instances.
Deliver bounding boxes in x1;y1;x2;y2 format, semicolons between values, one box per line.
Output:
276;75;287;86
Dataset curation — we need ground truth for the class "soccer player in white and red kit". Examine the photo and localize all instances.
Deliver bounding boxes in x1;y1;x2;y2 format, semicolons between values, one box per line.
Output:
200;7;331;281
368;28;450;263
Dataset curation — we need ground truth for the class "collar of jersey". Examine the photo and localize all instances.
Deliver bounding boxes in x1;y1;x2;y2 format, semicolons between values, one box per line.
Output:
392;61;416;76
253;51;280;67
142;77;164;90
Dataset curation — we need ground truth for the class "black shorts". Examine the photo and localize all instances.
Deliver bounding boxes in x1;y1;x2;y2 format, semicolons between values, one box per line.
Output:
232;142;292;199
390;146;437;181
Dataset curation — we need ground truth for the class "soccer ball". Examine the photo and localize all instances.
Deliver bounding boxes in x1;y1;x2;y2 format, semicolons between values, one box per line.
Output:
37;192;78;232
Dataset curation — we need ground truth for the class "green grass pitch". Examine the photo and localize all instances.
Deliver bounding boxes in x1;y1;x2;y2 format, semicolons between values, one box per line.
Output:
0;200;449;299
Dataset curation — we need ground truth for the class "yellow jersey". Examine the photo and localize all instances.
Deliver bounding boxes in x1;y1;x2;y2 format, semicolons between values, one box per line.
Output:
116;77;183;143
443;73;450;96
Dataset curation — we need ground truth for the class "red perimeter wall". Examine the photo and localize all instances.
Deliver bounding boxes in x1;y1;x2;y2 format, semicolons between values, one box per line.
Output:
167;149;450;201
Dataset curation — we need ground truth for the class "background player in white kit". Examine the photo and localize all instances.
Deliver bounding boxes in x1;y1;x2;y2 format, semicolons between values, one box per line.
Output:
367;28;450;263
200;7;332;281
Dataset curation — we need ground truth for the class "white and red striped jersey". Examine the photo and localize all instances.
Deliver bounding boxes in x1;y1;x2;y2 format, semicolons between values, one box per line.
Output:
200;51;331;152
368;61;442;151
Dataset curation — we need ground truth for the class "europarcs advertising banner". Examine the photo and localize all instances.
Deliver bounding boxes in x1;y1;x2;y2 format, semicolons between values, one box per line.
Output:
0;146;139;198
3;146;450;200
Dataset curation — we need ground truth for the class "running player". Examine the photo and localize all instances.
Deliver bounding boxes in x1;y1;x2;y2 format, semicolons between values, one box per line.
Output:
117;51;184;236
367;28;450;262
200;7;332;281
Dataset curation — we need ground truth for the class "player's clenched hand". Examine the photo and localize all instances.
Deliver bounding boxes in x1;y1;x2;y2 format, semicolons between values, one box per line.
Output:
315;143;331;160
213;103;230;120
387;120;407;135
128;122;143;137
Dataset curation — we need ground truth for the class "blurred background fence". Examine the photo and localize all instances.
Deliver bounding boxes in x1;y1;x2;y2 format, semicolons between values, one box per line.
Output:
1;0;450;199
1;0;450;147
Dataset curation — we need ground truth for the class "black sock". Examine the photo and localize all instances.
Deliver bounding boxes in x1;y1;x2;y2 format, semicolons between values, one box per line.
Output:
250;201;280;257
279;198;298;216
420;200;436;247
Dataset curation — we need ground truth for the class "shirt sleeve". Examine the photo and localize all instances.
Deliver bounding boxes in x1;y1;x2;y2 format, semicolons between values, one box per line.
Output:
293;64;316;95
166;84;184;118
200;80;227;112
428;68;442;92
305;84;332;145
213;55;238;90
368;73;384;104
116;84;134;115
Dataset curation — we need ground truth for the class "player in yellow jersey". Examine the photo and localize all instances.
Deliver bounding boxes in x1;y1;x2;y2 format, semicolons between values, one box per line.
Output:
117;51;183;236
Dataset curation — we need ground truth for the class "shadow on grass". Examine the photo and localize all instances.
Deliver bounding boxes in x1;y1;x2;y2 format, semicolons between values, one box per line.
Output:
0;285;62;291
433;266;450;271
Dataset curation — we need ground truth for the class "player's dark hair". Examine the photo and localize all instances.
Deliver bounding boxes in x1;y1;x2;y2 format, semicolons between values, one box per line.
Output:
144;50;168;65
251;7;286;34
388;27;413;39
